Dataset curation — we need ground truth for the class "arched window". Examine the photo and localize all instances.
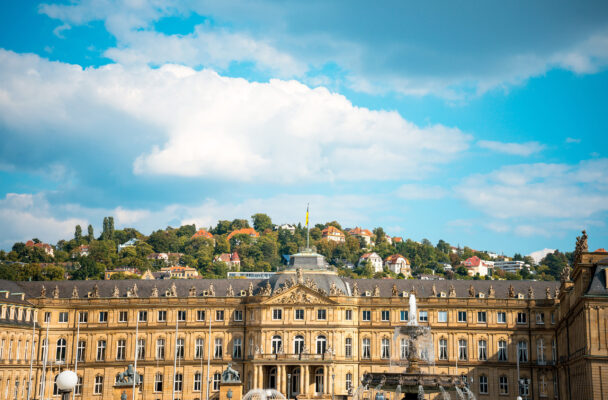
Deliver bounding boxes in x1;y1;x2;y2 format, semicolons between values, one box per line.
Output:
438;338;447;360
381;338;390;359
268;367;277;389
458;339;467;360
291;367;301;395
294;335;304;354
498;340;508;361
195;338;204;359
55;338;66;362
271;335;282;354
316;335;327;355
53;374;60;395
315;367;324;394
213;372;221;391
362;338;371;359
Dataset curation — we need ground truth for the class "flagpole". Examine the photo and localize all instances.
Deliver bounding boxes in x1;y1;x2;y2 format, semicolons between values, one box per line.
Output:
27;312;36;400
132;314;139;400
172;314;179;400
40;316;50;400
306;203;310;250
72;317;80;400
206;315;212;400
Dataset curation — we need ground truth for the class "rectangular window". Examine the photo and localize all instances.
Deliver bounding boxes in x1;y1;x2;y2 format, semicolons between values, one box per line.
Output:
536;312;545;325
75;376;82;395
213;373;220;391
154;373;163;392
96;340;106;361
479;375;488;394
194;372;202;392
195;338;204;359
381;310;390;321
44;312;51;323
295;309;304;320
174;373;183;392
156;339;165;360
477;311;486;323
345;309;353;320
362;310;371;321
58;312;68;323
317;309;327;320
216;310;224;321
138;311;148;322
116;339;126;360
77;341;86;362
498;340;508;361
497;312;506;323
158;310;167;322
118;311;128;323
400;310;409;322
233;337;242;359
94;376;103;394
438;311;447;323
214;338;223;358
517;312;527;324
234;310;243;321
551;312;556;324
457;311;467;322
197;310;206;321
177;310;186;322
518;341;528;362
381;338;390;359
136;339;145;360
362;338;371;359
346;373;352;392
499;376;508;395
99;311;108;323
419;311;428;322
345;338;352;357
439;339;448;360
400;338;409;359
458;339;467;360
176;338;184;359
272;309;282;320
478;340;487;361
78;312;88;323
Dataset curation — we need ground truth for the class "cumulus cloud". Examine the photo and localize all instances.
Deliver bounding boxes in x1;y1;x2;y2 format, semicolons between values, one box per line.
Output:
38;0;608;98
456;159;608;232
0;193;87;249
0;50;471;183
477;140;545;156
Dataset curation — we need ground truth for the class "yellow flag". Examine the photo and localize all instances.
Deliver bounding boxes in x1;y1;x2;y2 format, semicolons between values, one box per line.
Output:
306;204;309;227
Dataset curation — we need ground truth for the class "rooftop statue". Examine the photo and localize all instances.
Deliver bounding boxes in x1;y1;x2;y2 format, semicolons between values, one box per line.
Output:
112;285;120;298
53;285;60;299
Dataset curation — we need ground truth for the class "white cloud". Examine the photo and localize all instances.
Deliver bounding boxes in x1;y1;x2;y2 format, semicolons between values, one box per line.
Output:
396;184;447;200
0;193;87;249
38;1;608;98
0;50;471;183
457;159;608;220
565;137;581;143
477;140;545;156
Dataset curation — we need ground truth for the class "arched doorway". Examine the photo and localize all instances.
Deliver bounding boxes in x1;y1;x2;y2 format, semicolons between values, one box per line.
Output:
290;367;300;397
315;367;324;394
268;367;277;389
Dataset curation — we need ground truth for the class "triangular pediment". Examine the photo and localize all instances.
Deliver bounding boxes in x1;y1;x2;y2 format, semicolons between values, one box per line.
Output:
264;284;336;305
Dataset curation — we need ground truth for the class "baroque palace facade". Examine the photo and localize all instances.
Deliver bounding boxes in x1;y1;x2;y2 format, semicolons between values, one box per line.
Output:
0;233;606;400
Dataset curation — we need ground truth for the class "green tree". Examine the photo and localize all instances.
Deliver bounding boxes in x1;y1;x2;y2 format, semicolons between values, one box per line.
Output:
177;224;196;238
74;225;82;242
230;219;250;230
213;220;232;235
72;258;104;280
87;224;95;242
252;213;273;232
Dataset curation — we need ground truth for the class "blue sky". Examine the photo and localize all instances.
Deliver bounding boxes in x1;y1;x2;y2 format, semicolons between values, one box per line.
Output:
1;0;607;255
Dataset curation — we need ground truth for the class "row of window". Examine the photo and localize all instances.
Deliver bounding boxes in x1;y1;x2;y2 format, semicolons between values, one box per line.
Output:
0;338;34;362
46;308;554;325
43;334;558;363
50;309;238;324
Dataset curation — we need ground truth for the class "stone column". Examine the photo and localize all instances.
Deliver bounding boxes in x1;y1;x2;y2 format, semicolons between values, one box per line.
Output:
299;366;305;395
324;366;329;394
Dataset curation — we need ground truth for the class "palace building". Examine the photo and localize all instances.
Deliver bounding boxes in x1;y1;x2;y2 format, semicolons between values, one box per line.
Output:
0;233;606;400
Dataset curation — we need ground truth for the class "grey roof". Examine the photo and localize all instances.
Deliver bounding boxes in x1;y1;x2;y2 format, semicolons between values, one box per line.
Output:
586;262;608;296
0;277;561;300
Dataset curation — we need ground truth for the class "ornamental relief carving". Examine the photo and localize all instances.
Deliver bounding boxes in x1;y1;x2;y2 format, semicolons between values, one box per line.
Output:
269;288;328;304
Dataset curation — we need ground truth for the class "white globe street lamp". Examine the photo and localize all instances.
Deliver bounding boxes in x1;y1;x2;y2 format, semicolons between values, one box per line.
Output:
56;370;78;400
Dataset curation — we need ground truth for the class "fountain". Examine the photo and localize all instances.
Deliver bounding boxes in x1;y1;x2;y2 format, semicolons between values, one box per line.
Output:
358;293;471;400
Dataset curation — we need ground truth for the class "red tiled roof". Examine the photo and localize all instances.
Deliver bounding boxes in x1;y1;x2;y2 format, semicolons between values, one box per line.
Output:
392;237;403;243
227;228;259;240
463;256;482;267
192;229;213;239
322;226;344;236
385;254;409;264
349;227;373;236
594;248;607;253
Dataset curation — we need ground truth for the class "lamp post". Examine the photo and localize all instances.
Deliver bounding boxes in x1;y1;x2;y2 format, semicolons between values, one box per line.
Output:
56;370;77;400
331;373;335;400
287;374;291;400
